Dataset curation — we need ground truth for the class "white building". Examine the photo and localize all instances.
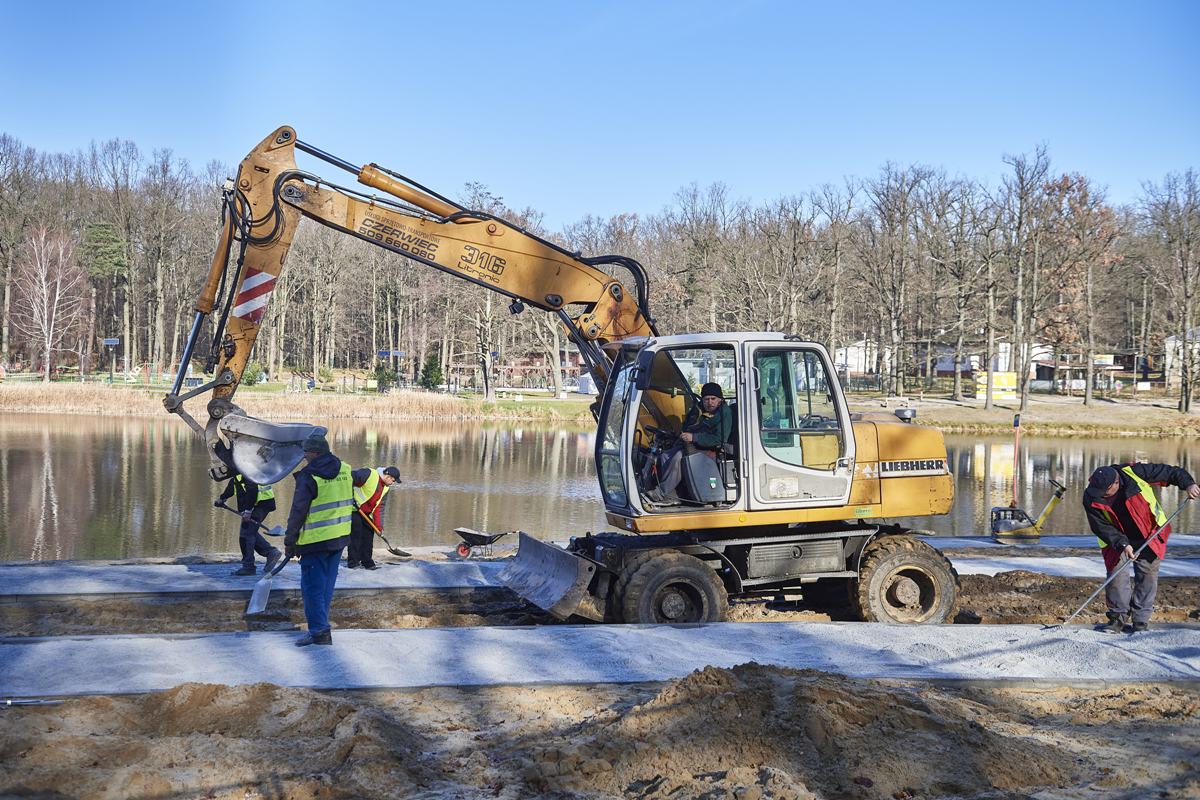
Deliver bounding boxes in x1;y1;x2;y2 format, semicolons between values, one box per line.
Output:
1164;327;1200;389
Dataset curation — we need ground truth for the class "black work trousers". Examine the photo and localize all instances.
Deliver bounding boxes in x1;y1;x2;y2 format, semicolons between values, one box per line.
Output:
347;512;376;567
239;507;276;569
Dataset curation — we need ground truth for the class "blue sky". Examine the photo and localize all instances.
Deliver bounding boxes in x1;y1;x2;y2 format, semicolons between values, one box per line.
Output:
2;1;1197;228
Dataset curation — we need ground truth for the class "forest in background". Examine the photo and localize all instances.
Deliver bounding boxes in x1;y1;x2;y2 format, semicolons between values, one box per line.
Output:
1;132;1198;411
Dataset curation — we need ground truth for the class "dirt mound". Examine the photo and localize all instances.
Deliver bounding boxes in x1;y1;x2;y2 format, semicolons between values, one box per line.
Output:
2;671;1197;799
514;663;1074;799
0;683;444;800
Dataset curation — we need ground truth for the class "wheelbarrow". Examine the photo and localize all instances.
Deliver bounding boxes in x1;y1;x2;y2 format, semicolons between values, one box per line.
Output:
453;528;512;558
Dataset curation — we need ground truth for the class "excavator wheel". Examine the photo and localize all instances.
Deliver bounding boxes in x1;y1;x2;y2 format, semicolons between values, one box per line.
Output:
609;548;665;621
619;551;728;624
851;536;958;624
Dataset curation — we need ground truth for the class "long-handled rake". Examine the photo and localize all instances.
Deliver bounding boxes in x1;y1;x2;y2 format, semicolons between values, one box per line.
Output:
1046;498;1190;629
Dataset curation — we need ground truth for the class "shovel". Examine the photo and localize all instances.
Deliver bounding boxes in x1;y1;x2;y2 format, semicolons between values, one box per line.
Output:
1046;498;1190;629
356;506;411;557
216;501;285;537
245;553;291;616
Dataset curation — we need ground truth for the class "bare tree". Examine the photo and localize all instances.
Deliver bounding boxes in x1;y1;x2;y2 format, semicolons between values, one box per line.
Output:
854;164;930;396
1001;147;1052;411
1041;174;1120;405
812;182;857;361
920;177;993;401
12;226;90;381
0;135;42;365
1142;170;1200;411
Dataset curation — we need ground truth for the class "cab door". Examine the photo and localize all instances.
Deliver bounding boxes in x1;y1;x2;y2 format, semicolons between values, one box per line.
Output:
743;343;855;508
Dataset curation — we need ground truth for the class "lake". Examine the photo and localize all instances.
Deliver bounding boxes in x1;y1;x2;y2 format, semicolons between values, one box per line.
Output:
1;414;1196;560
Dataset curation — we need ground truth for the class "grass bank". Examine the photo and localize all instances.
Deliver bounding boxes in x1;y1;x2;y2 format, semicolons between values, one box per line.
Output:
2;382;1198;436
0;383;596;424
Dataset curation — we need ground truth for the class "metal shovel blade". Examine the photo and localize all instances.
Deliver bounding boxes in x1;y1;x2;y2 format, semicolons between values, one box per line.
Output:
219;415;327;486
245;556;290;616
497;533;595;620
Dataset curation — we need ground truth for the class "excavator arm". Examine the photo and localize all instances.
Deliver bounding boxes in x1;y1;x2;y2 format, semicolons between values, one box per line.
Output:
165;125;658;484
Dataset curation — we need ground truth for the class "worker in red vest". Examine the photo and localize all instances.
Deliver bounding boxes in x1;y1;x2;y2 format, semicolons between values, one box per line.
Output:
1083;463;1199;633
347;465;401;569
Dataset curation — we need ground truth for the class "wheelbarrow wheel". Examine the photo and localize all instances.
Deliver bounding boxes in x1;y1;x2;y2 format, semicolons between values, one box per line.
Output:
456;543;472;558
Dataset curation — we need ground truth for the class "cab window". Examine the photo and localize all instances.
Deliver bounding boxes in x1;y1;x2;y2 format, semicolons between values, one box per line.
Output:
754;349;842;469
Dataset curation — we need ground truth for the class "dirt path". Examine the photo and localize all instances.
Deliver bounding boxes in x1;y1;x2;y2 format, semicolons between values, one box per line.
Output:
2;664;1196;799
3;574;1197;636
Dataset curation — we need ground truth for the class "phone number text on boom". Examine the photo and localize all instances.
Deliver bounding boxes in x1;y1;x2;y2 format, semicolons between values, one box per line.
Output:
359;218;439;260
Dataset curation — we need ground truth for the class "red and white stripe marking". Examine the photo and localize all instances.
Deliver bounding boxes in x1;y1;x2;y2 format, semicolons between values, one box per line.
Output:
231;268;276;324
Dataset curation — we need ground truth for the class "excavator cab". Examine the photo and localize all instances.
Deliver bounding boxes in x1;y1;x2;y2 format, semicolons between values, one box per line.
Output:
595;333;856;530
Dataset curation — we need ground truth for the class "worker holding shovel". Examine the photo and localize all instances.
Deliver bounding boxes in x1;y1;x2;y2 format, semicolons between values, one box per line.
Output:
1083;463;1200;633
348;465;401;569
283;433;355;647
216;471;282;577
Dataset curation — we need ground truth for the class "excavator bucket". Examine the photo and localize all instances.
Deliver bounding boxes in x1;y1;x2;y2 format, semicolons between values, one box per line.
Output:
218;415;328;486
498;532;597;620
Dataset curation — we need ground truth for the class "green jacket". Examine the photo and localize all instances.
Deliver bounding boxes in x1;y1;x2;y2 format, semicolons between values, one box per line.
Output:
683;401;734;451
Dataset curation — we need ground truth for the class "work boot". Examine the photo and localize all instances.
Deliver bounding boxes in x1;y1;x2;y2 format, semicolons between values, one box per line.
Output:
264;550;282;574
1131;621;1149;633
1098;613;1127;635
363;562;379;570
231;566;256;577
346;561;360;569
294;629;332;647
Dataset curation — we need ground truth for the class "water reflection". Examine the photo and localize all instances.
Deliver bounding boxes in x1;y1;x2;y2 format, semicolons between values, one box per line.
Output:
0;415;1195;561
926;435;1200;537
0;415;604;561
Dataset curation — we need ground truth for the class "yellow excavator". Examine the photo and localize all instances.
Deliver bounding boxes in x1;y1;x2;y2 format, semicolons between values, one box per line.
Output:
166;126;959;626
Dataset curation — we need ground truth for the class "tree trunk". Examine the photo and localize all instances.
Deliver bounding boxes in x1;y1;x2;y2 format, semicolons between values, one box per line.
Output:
1084;259;1095;405
121;278;131;376
153;254;165;376
984;260;996;410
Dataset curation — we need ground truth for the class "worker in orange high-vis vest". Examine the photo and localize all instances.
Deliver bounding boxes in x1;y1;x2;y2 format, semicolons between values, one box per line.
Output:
1082;463;1200;634
283;434;354;647
347;465;401;569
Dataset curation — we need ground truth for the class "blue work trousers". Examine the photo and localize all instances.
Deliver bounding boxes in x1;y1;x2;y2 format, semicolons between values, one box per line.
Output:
299;549;343;634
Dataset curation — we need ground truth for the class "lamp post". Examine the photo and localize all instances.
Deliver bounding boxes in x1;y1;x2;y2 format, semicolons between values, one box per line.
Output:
102;338;120;383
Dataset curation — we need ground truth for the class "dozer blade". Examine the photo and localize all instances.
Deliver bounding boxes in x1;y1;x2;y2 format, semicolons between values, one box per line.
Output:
218;415;328;486
498;532;597;620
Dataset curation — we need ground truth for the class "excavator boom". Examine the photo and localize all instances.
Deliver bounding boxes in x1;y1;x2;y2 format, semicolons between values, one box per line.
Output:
165;126;656;484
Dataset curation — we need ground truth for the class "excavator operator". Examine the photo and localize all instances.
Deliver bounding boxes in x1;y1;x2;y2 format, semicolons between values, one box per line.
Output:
645;382;734;504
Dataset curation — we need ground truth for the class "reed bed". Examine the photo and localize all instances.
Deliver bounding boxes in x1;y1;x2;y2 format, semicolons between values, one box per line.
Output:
3;383;1196;435
0;383;594;423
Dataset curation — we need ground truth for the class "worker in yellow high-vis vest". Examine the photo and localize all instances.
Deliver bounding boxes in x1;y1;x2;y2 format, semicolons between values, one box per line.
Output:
348;465;401;569
1083;462;1200;634
283;433;354;647
217;471;281;577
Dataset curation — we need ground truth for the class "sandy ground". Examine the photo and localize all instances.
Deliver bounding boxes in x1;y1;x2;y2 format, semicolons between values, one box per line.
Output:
2;664;1197;800
3;572;1198;636
3;558;1197;798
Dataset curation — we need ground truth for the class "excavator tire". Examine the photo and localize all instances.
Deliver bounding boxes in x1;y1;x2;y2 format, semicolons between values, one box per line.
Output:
610;548;668;620
851;535;958;624
619;551;728;624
